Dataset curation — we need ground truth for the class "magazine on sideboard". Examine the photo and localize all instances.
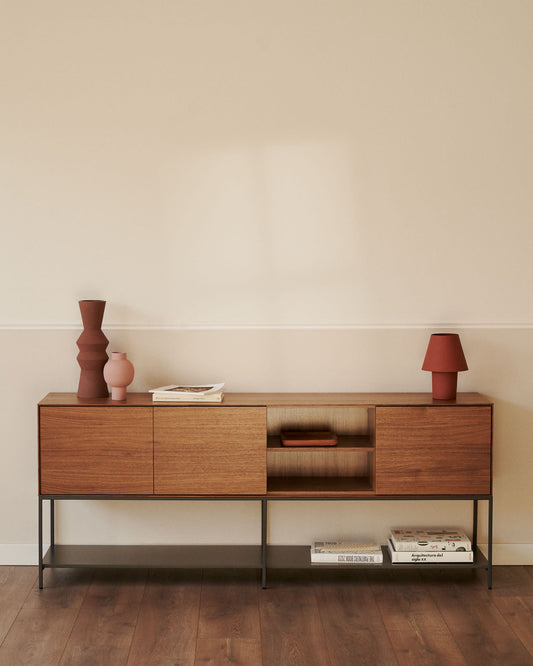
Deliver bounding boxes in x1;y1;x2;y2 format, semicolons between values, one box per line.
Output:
149;383;225;402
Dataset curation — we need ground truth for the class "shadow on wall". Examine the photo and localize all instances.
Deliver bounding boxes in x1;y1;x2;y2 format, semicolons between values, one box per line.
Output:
491;399;533;546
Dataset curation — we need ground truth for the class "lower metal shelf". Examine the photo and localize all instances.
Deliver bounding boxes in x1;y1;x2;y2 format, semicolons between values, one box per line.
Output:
42;544;489;572
267;545;489;570
42;545;262;569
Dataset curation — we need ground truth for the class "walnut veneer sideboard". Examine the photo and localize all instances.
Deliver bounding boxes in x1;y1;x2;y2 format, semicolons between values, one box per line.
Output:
38;392;493;588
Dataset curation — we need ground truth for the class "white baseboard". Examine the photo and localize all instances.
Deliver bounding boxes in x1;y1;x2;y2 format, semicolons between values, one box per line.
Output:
482;543;533;565
0;544;49;566
2;543;533;566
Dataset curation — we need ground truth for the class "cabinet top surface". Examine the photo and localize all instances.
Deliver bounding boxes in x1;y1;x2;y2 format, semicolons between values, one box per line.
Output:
39;392;492;407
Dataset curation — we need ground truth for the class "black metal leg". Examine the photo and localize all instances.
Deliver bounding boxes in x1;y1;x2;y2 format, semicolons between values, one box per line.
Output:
261;499;267;589
488;496;493;589
38;498;43;589
50;499;55;549
472;499;478;550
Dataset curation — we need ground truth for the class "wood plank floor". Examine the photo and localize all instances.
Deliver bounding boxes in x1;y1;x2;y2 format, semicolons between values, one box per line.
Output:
1;566;533;665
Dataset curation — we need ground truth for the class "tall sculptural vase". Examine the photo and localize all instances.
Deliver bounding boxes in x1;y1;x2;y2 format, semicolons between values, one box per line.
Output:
77;300;109;399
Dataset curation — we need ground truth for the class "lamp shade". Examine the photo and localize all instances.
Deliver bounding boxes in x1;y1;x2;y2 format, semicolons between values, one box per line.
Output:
422;334;468;372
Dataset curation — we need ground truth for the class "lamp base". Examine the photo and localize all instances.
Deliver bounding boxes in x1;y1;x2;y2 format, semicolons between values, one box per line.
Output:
431;372;458;400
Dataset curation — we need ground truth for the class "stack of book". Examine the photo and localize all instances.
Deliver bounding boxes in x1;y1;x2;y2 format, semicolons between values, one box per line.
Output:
387;528;473;563
310;541;383;564
149;383;224;403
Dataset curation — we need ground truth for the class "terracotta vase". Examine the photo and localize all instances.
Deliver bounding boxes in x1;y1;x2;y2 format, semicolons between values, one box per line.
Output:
103;352;135;401
76;300;109;399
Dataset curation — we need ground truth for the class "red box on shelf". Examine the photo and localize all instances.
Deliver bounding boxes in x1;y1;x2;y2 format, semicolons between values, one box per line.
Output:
280;431;338;447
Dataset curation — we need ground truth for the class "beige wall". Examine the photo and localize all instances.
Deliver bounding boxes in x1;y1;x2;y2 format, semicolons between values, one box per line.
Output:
1;1;532;563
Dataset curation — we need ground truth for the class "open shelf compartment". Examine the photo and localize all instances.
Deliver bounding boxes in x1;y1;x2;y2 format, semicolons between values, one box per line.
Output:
266;406;376;496
267;476;375;496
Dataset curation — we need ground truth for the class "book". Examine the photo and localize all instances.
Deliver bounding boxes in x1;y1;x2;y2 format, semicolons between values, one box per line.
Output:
311;544;383;563
311;541;383;564
149;383;224;403
152;391;223;402
387;540;474;563
389;528;472;552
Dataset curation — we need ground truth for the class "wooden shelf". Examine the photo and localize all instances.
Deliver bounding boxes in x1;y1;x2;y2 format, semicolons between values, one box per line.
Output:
267;434;373;451
267;476;374;496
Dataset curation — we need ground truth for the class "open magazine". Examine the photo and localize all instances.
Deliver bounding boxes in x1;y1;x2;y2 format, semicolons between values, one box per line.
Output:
149;383;225;402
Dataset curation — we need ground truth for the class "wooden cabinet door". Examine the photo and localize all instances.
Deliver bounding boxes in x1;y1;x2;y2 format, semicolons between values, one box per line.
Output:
40;407;153;495
375;406;491;495
154;407;266;495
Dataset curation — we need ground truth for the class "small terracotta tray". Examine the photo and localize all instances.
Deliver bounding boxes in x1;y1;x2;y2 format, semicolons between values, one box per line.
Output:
280;430;338;447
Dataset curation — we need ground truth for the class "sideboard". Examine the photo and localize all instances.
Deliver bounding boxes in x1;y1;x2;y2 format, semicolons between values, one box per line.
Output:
38;392;493;588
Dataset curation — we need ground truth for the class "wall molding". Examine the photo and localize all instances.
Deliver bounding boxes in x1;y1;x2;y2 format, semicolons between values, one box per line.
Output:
1;322;533;332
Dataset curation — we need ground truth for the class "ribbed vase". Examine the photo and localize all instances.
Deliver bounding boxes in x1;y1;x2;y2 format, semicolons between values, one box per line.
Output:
76;300;109;398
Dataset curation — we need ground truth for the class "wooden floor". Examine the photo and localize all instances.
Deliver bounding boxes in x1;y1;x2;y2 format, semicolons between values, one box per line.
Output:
1;566;533;665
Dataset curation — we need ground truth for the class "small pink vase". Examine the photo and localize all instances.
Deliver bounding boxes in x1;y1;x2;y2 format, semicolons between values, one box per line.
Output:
103;352;135;401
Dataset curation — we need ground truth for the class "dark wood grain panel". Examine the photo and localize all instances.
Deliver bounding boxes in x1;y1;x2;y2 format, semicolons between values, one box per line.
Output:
6;566;533;664
128;569;201;666
58;569;147;666
427;571;533;664
259;570;332;665
25;568;94;611
0;567;37;644
492;595;533;658
154;406;266;495
314;571;399;665
375;406;492;495
195;638;262;665
198;570;261;640
40;406;153;495
370;570;469;664
0;607;79;665
477;567;533;659
0;568;90;666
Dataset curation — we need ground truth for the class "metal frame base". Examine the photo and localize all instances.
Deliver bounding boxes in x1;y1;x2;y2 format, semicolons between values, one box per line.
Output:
38;494;493;590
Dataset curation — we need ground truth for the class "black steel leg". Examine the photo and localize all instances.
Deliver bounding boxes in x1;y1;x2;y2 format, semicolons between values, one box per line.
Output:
488;496;493;589
50;499;55;549
261;499;267;588
38;498;43;589
472;499;478;550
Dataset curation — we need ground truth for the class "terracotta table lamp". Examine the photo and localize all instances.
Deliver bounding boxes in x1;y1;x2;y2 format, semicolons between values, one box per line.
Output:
422;333;468;400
